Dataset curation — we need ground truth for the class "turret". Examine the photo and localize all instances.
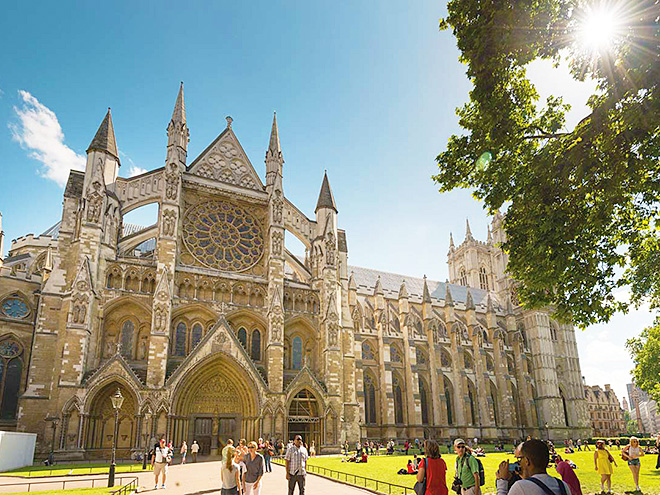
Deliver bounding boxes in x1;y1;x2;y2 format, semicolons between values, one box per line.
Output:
422;275;432;320
85;109;120;188
315;171;338;235
167;82;189;171
465;218;474;241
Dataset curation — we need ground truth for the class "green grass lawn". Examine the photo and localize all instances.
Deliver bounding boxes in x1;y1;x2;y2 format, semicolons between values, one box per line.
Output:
1;488;115;495
306;451;660;495
0;463;144;478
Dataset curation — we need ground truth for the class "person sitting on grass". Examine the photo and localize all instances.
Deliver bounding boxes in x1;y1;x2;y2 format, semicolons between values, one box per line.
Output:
398;459;418;475
359;451;368;463
496;439;572;495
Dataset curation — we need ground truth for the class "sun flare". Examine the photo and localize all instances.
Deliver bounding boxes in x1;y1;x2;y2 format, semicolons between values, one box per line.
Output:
577;3;622;53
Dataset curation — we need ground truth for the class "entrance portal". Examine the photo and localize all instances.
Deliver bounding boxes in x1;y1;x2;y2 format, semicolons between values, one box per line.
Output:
287;389;321;449
194;418;213;455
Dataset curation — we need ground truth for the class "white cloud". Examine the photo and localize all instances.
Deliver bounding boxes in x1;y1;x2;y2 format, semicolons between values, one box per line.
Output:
128;165;148;177
9;90;85;187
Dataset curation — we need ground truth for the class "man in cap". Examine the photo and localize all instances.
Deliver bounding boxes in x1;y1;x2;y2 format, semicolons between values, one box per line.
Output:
454;438;481;495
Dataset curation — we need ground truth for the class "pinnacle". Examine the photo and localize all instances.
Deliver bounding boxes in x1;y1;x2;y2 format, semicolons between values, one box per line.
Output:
398;280;409;299
348;272;357;290
268;112;282;157
486;294;494;313
374;276;384;296
465;218;473;240
444;281;454;306
171;82;186;124
466;288;475;310
315;172;338;213
449;232;455;249
87;109;119;160
422;275;432;303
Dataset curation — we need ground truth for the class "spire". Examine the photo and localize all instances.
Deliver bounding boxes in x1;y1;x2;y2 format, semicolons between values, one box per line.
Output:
87;109;119;160
398;280;409;299
171;82;186;125
315;172;338;213
266;112;282;160
444;281;454;306
486;294;494;313
465;218;473;240
373;276;384;296
422;275;432;303
449;232;455;250
487;225;492;243
466;288;475;310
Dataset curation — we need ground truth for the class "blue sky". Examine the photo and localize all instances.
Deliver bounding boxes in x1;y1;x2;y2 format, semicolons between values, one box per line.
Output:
0;1;654;404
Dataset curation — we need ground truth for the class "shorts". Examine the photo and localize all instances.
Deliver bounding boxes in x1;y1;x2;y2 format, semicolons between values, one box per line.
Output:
628;458;640;466
153;462;168;476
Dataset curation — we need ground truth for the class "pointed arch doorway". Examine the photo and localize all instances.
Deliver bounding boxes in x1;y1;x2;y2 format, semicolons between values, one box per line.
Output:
287;389;321;449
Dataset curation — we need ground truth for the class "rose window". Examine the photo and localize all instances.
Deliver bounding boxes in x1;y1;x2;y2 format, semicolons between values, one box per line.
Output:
183;201;264;272
1;298;29;319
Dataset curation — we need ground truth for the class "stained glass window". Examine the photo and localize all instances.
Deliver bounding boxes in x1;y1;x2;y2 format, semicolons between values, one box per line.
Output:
174;322;187;356
464;353;473;369
191;323;203;350
419;376;429;425
390;345;402;363
238;328;247;349
441;350;451;367
361;342;374;361
444;377;454;425
251;329;261;361
364;373;377;424
416;348;427;365
393;376;404;424
479;266;489;290
292;336;302;370
0;358;21;420
1;298;29;319
182;201;264;272
0;341;20;359
121;321;134;360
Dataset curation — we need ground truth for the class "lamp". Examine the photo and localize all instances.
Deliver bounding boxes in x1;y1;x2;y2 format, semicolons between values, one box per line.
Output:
108;388;124;487
45;415;60;466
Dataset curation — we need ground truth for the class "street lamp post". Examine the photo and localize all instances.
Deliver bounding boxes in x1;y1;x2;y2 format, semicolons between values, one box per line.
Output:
45;415;60;466
108;388;124;487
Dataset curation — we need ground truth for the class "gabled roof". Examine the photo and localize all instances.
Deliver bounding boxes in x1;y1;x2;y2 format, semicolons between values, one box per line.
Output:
315;172;337;213
87;109;119;161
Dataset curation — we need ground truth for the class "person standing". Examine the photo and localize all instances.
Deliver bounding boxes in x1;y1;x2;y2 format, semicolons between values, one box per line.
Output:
180;441;188;464
242;441;264;495
594;439;616;494
454;439;481;495
554;455;583;495
416;439;448;495
151;438;169;490
310;441;316;457
191;440;200;463
223;439;235;462
623;436;645;493
221;446;242;495
263;441;273;473
285;435;308;495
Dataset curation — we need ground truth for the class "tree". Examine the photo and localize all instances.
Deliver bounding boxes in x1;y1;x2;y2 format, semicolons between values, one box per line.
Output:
436;0;660;326
627;317;660;403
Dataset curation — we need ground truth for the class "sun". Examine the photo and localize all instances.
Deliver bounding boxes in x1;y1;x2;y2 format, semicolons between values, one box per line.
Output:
580;8;617;50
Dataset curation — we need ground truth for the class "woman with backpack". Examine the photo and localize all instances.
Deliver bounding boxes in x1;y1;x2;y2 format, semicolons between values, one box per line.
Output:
595;439;617;494
416;439;447;495
622;436;644;493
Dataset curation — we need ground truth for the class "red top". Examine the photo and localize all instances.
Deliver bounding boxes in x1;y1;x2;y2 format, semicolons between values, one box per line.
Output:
420;458;448;495
556;460;582;495
407;463;416;474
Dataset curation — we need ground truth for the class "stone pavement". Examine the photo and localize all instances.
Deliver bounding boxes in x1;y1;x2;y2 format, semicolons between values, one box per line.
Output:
0;460;373;495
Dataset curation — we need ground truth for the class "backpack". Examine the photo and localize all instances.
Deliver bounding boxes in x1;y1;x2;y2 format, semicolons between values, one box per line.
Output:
456;454;485;487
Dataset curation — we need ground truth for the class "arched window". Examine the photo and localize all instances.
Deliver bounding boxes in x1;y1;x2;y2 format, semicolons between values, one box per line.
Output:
419;376;430;425
464;352;473;369
174;322;187;356
390;345;402;363
486;355;495;372
490;382;498;425
550;324;558;342
560;390;570;426
416;348;427;366
393;376;404;424
479;266;489;290
467;381;477;425
361;342;374;360
238;327;247;348
292;336;303;370
0;340;23;420
363;373;377;424
459;268;467;286
441;350;451;367
191;323;203;350
121;321;135;360
444;376;454;425
251;329;261;361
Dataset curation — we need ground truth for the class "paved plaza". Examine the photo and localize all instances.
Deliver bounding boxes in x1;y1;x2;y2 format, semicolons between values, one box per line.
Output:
0;460;371;495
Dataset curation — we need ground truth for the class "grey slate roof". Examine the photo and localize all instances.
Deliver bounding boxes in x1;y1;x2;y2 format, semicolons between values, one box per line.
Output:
87;109;119;160
40;222;154;255
64;170;85;199
315;172;337;213
348;265;498;309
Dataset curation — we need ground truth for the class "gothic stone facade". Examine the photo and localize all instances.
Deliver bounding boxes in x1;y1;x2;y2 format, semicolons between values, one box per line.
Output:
0;86;590;458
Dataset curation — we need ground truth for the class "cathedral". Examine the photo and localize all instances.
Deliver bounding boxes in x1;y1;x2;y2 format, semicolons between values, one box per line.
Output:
0;85;591;458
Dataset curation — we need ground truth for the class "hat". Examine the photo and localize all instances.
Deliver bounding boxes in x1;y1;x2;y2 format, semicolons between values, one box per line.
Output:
454;438;466;448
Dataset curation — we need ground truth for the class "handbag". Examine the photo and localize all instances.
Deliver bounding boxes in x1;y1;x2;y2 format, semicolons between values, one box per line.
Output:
413;457;427;495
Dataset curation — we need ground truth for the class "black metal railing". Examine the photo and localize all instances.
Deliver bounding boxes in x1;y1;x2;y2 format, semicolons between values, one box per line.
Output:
0;475;138;493
272;458;414;495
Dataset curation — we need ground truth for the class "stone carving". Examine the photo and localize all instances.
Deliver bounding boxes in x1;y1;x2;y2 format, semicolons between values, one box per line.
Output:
192;139;261;190
269;313;284;342
272;231;283;256
165;164;179;200
272;190;283;223
328;323;339;348
70;294;88;324
161;209;177;237
86;182;103;223
138;339;148;360
325;232;336;266
153;304;167;333
182;200;264;272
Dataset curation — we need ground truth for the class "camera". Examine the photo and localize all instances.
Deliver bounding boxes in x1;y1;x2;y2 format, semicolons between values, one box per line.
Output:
451;477;462;494
508;461;520;473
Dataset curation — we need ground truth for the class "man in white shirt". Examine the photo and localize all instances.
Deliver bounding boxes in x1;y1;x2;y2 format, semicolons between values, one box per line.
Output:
496;439;571;495
151;438;169;489
191;440;200;462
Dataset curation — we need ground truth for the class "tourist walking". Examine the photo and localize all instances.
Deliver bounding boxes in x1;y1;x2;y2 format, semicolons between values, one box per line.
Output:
310;441;316;457
180;441;188;464
151;438;169;489
223;439;235;462
242;441;264;495
285;434;309;495
594;439;616;494
416;439;448;495
221;446;242;495
623;436;645;493
191;440;200;462
262;441;273;473
554;455;582;495
496;439;572;495
453;438;481;495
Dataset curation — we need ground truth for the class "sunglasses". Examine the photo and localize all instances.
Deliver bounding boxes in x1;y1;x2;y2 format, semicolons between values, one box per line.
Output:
457;445;466;449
